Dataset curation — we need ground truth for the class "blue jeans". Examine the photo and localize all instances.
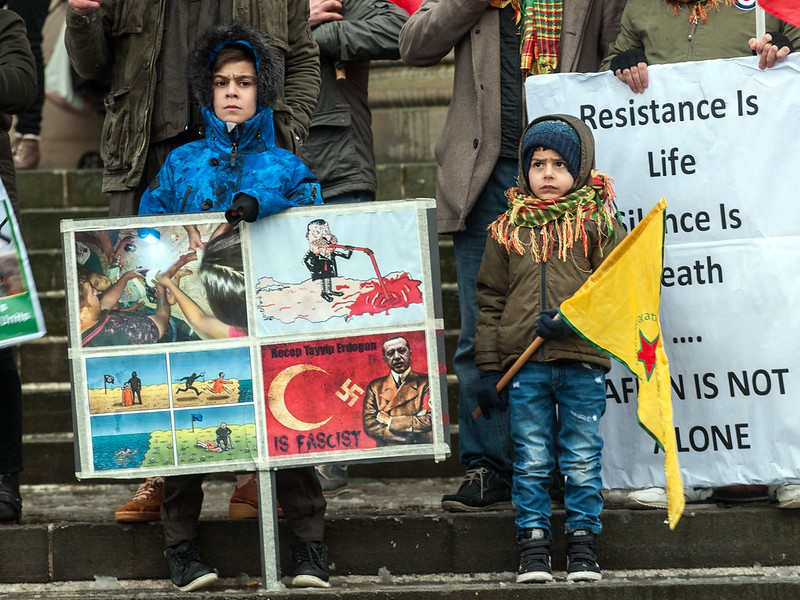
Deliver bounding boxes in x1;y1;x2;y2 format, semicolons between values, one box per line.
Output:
509;361;606;536
452;157;516;480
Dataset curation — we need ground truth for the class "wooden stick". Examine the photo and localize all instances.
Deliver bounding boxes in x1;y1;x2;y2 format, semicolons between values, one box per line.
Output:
472;315;563;418
472;336;545;419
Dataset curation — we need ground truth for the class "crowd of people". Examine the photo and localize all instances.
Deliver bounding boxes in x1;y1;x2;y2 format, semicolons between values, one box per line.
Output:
1;0;798;592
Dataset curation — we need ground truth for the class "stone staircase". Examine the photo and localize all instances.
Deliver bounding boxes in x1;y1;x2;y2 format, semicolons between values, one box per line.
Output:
6;169;800;598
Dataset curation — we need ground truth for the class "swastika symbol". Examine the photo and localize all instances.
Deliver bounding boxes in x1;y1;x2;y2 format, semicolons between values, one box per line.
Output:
336;379;364;407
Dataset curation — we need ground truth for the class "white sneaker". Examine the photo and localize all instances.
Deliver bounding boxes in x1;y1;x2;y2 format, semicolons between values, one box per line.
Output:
769;484;800;508
603;487;712;509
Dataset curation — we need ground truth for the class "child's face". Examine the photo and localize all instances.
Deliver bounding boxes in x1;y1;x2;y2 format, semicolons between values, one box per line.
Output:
213;59;258;124
88;271;111;291
527;148;575;200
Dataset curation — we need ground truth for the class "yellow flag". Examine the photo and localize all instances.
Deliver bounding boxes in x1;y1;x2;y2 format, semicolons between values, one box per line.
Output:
559;198;685;529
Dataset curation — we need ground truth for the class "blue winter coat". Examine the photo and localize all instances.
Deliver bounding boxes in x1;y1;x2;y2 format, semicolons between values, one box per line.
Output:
139;105;322;219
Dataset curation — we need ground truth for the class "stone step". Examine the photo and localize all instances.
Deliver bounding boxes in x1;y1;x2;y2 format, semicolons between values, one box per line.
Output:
4;573;800;600
1;478;798;595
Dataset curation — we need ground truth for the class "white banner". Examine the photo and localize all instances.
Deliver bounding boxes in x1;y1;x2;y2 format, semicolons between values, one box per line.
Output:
526;54;800;488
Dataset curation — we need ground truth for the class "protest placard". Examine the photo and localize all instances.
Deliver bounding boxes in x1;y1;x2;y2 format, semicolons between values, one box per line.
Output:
62;200;449;479
527;55;800;488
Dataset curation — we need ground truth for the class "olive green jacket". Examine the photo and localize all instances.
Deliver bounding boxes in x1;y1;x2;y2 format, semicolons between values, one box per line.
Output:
65;0;319;193
601;0;800;69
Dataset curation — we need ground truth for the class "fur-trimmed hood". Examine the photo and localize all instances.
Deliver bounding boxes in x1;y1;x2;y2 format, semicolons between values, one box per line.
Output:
187;22;283;109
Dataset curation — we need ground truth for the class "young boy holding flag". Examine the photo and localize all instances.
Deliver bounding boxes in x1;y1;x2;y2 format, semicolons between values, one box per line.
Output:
474;114;626;583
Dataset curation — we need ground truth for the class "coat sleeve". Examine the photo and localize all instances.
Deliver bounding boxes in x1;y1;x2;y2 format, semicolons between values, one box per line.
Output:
65;3;115;80
474;235;509;372
0;10;36;115
284;0;321;144
399;0;489;66
313;0;408;62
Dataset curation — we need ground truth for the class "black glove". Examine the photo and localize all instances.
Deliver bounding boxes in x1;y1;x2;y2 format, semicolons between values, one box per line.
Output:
767;31;794;53
225;193;259;225
476;370;508;420
609;48;648;73
535;309;572;341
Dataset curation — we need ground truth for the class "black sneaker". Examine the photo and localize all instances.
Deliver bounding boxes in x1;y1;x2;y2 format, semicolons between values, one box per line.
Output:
517;528;553;583
441;467;512;512
566;529;602;582
291;541;330;588
164;540;218;592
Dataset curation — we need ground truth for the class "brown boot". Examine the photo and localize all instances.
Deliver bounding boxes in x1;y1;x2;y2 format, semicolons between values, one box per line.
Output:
12;134;40;170
114;476;164;522
229;473;283;518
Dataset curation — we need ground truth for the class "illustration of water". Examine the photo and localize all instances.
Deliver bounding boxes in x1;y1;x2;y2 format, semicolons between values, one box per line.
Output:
238;379;253;403
93;432;151;471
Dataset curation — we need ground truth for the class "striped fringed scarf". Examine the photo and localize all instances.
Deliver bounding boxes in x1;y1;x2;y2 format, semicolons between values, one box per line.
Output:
510;0;563;78
664;0;730;23
489;171;619;263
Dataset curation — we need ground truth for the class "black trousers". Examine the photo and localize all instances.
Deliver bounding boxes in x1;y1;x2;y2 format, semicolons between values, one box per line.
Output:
161;467;326;547
0;348;23;473
6;0;48;136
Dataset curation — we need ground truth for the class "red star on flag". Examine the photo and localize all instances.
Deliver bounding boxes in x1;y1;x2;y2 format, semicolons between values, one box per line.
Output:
636;330;659;380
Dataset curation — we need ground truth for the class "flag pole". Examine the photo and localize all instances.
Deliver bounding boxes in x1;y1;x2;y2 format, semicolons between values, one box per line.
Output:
756;1;766;40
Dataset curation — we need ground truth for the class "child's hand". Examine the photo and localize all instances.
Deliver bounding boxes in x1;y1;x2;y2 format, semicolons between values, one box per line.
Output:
476;370;508;420
535;309;572;341
153;272;172;289
122;268;147;281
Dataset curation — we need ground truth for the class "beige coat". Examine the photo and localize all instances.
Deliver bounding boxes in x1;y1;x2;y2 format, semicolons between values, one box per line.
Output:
399;0;626;233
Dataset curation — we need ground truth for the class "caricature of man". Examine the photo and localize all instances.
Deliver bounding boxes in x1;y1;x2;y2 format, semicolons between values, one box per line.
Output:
362;336;432;446
215;422;232;450
177;371;204;396
127;371;142;405
303;218;353;302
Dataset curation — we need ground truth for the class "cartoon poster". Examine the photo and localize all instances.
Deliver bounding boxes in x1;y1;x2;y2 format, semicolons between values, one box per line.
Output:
250;207;427;335
62;202;449;479
262;331;436;461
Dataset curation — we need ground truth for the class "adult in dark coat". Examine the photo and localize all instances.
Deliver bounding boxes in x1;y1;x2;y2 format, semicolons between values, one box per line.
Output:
0;8;36;524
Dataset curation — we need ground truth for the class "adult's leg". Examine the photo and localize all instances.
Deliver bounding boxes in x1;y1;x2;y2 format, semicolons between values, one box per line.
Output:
7;0;48;137
449;159;516;480
0;347;22;475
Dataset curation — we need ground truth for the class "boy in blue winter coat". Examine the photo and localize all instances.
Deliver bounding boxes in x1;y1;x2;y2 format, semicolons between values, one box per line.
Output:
136;23;330;593
138;22;321;233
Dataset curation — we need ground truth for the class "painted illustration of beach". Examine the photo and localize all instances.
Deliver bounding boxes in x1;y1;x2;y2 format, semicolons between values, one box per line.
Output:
169;347;254;407
173;405;258;466
91;412;175;471
85;353;169;414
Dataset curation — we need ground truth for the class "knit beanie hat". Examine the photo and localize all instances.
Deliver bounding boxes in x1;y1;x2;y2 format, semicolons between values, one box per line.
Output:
188;22;283;109
521;119;581;182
